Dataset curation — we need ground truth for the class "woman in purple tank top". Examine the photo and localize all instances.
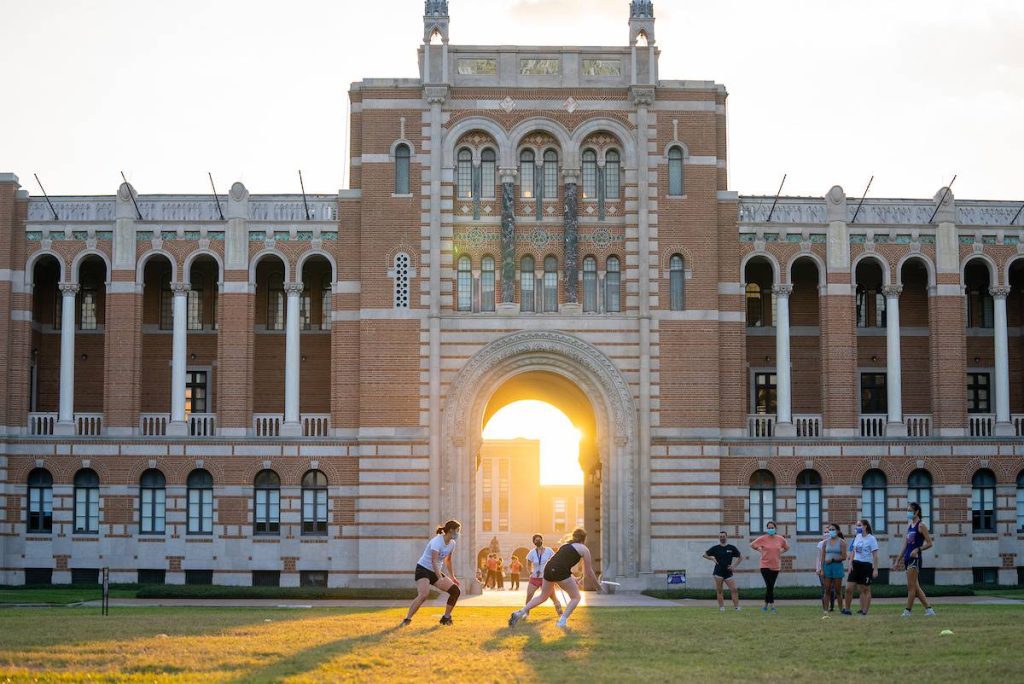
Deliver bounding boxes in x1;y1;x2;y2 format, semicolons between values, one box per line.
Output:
893;502;936;617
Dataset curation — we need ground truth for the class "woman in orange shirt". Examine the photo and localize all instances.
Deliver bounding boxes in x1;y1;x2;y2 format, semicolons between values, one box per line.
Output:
750;520;789;613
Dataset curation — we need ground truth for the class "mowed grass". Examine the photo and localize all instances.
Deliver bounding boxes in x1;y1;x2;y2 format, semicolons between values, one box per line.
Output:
0;605;1020;683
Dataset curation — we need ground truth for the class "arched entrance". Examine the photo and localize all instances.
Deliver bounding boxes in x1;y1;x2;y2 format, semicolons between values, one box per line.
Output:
442;331;638;590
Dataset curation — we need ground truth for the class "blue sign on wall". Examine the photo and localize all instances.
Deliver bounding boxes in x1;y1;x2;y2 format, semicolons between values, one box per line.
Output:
666;569;686;585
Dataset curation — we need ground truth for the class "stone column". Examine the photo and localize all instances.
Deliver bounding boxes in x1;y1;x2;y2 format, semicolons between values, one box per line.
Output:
883;285;906;436
167;283;190;436
55;283;80;435
498;167;517;312
281;282;303;437
773;284;795;436
821;185;858;437
929;186;967;435
991;287;1014;435
563;168;579;306
218;182;253;436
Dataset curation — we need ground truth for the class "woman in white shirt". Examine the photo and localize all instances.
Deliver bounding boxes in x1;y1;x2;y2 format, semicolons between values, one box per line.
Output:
842;518;879;616
523;534;563;617
402;520;462;626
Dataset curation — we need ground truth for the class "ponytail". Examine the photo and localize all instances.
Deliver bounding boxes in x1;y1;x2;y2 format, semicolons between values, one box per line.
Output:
436;519;461;535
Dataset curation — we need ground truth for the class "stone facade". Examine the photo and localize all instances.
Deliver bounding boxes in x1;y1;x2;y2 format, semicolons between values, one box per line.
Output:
0;2;1022;590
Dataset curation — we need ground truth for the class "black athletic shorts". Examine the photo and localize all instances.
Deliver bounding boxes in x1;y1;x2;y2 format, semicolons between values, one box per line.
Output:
713;568;733;581
848;560;873;586
904;554;923;571
543;566;572;583
415;565;439;584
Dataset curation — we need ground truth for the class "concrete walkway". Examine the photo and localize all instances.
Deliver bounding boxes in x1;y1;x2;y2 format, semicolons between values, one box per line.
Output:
70;592;1023;610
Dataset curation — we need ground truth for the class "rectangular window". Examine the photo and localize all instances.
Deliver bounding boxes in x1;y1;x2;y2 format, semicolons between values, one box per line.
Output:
498;458;510;532
972;567;999;585
668;158;684;196
187;289;203;330
481;457;493;532
967;290;994;328
457;271;472;312
185;569;213;586
520;271;535;313
252;571;281;587
749;489;774;534
754;372;778;415
966;373;991;414
604;163;620;200
605;272;620;313
795;488;821;534
321;288;332;331
481;270;495;313
138;569;166;585
520;163;535;199
79;289;98;330
267;291;285;331
188;488;213;534
185;370;208;416
301;571;329;588
299;290;312;330
481;159;496;199
302;488;328;536
1017;488;1024;533
582;163;597;199
543;272;558;312
28;486;53;533
972;486;996;533
861;487;887;533
140;487;166;534
159;289;173;330
856;290;886;328
543;161;559;199
71;568;100;585
74;488;99;534
24;568;53;586
583;271;598;313
254;489;280;535
860;373;887;415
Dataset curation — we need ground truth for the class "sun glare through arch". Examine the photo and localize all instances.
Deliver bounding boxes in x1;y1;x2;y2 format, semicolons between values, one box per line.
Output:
482;400;583;486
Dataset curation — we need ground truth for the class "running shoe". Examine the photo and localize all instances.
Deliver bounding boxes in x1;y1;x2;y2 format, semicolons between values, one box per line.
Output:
840;609;853;616
400;618;412;627
439;615;453;626
901;609;912;618
857;610;867;616
555;617;569;630
924;608;936;617
735;606;742;611
770;606;777;613
508;610;523;627
760;606;768;613
719;606;726;612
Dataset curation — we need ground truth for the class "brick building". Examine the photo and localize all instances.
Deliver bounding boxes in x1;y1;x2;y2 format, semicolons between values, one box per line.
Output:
0;1;1022;590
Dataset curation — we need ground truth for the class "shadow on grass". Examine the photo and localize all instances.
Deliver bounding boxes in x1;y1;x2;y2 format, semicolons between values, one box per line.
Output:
227;623;401;683
480;612;589;680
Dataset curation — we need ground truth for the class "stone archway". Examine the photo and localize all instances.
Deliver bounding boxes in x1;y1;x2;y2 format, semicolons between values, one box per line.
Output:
441;330;639;587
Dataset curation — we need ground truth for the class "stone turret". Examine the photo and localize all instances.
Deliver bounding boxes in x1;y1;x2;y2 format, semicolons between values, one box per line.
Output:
629;0;655;45
424;0;450;44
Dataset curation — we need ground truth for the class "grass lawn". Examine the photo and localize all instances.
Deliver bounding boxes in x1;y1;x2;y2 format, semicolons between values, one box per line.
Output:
1;605;1021;683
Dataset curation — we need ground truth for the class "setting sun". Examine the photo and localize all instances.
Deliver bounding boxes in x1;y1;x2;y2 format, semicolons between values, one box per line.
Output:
483;400;583;485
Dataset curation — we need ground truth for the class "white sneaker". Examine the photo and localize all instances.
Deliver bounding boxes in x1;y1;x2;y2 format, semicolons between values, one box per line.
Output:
719;606;726;612
901;609;912;618
735;606;742;611
508;610;524;627
555;617;568;630
925;608;936;617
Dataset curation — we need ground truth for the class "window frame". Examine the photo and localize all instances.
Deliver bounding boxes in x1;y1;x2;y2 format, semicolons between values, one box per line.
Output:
73;468;100;534
861;469;887;534
186;469;214;535
748;470;776;535
457;148;473;200
860;372;888;415
669;254;685;311
27;468;53;534
266;272;285;331
253;469;281;536
581;149;598;200
480;148;496;199
752;371;778;415
301;470;329;536
520;255;535;313
543;255;558;313
320;274;333;330
972;469;997;533
456;255;472;312
480;255;496;313
604;149;621;200
520;149;536;199
542;149;559;199
139;469;166;535
966;372;992;414
394;143;411;195
667;146;684;196
1016;471;1024;534
605;256;621;313
795;470;822;535
582;256;598;313
907;469;933;528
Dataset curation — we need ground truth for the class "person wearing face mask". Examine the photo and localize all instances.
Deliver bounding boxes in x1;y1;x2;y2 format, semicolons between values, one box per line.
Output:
895;501;936;617
750;520;789;612
842;519;879;616
523;534;563;618
401;519;462;627
817;524;847;615
703;531;743;611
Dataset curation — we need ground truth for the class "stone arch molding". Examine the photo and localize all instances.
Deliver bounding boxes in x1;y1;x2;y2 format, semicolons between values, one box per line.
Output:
442;330;640;582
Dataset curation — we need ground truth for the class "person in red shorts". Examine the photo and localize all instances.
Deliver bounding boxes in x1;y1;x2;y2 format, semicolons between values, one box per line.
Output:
523;534;562;617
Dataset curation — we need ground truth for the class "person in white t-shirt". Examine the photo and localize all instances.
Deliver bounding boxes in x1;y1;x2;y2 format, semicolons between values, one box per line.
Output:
402;520;462;627
523;534;562;617
842;518;879;616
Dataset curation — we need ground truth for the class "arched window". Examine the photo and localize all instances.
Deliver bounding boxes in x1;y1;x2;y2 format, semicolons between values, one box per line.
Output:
481;149;496;199
543;255;558;312
27;468;53;533
266;272;285;331
395;143;411;195
301;470;329;536
582;257;598;313
796;470;822;534
543;150;559;199
605;256;621;313
861;469;887;534
321;274;332;330
582;150;598;199
749;470;775;534
668;146;684;196
73;468;100;534
159;273;173;330
187;469;213;534
520;255;535;313
1017;471;1024;534
972;469;997;533
604;150;621;200
481;256;496;313
520;150;536;199
457;148;473;200
908;469;933;527
670;254;685;311
456;255;472;312
187;276;204;331
140;469;166;534
254;470;281;535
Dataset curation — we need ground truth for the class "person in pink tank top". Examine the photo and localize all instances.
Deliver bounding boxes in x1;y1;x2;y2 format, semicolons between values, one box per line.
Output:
750;520;789;612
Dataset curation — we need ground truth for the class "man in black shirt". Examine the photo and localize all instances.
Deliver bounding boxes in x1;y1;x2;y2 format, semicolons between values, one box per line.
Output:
703;531;744;611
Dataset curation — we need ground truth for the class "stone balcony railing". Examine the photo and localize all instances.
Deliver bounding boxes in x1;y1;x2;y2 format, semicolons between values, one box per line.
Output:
746;414;822;438
28;412;103;436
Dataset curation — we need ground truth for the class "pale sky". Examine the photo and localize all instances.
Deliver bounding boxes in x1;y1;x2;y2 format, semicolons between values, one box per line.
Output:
1;0;1021;200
